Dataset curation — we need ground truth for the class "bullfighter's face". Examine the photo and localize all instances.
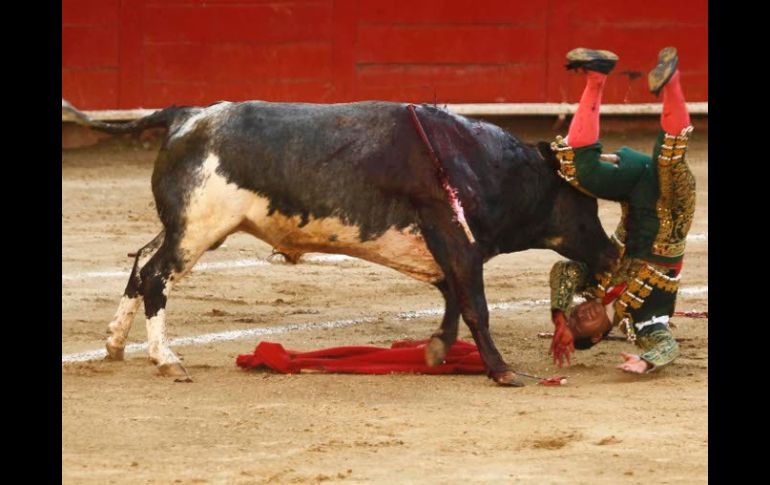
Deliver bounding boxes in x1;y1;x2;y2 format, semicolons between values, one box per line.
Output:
567;299;611;344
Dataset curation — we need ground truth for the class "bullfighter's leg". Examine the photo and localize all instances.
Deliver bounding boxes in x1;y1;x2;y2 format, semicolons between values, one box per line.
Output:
420;207;524;386
105;230;165;361
425;279;460;367
564;48;617;148
652;47;691;135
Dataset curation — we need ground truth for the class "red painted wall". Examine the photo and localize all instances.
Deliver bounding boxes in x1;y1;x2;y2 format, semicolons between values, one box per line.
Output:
62;0;708;109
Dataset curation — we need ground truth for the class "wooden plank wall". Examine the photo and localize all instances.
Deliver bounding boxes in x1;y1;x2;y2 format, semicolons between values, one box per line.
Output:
62;0;708;109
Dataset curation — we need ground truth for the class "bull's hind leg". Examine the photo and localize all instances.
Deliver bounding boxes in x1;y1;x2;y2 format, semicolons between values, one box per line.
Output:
139;151;251;380
138;234;190;380
139;226;236;381
425;279;460;367
106;231;165;360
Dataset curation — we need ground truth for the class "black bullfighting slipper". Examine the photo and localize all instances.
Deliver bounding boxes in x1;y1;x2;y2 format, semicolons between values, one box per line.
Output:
649;47;678;96
565;48;618;74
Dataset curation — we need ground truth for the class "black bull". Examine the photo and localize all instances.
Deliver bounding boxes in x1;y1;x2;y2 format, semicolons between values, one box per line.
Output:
65;100;617;386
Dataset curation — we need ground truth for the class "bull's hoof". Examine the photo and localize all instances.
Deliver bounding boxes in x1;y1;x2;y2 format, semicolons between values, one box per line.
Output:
158;363;192;382
104;343;125;361
425;337;448;367
491;371;525;387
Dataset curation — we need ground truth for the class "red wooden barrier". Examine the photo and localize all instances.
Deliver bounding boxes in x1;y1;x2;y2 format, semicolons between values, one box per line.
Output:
62;0;708;109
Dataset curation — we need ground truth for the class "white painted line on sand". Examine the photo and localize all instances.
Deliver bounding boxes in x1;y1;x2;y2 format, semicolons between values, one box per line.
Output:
678;285;709;296
61;259;268;281
62;270;130;280
62;316;377;363
304;254;356;262
62;287;706;363
62;256;356;281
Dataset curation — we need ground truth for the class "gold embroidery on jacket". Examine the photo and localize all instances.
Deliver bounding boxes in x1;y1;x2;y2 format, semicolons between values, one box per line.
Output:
652;127;696;257
551;136;599;198
607;259;680;324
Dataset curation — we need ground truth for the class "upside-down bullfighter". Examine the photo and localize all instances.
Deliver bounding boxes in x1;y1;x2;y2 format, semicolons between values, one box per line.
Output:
64;100;617;386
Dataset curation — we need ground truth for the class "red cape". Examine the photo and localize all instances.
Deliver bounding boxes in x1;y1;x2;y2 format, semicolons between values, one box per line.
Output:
236;339;485;375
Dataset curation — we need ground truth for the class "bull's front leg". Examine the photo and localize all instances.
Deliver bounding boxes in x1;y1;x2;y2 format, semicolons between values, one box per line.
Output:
420;207;524;387
425;279;460;367
453;252;524;387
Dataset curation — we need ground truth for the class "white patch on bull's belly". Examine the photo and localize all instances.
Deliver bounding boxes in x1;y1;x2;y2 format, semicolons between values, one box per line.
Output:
179;153;256;263
241;197;443;283
181;152;443;282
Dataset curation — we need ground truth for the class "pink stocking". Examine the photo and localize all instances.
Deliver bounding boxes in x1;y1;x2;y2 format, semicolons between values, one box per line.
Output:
566;71;606;148
661;70;691;135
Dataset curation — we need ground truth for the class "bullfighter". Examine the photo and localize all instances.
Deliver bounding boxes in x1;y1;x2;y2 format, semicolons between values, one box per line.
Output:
547;47;697;374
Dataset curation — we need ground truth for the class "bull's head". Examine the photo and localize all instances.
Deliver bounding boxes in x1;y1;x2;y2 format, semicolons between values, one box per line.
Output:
536;142;619;274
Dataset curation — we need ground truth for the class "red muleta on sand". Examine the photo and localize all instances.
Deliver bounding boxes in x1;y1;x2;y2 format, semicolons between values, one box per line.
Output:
237;339;568;386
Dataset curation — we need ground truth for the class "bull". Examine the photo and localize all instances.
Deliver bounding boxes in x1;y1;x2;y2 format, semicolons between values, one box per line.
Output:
63;100;617;386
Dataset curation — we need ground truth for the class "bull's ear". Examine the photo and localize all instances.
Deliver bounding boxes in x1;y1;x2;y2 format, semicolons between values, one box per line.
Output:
536;141;560;171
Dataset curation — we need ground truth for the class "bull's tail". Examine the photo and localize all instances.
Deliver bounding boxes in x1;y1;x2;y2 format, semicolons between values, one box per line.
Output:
62;99;187;135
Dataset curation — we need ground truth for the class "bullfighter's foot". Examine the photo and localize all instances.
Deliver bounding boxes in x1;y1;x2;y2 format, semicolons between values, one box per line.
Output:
565;48;618;74
104;342;125;361
491;370;525;387
158;363;193;382
425;337;448;367
649;47;678;95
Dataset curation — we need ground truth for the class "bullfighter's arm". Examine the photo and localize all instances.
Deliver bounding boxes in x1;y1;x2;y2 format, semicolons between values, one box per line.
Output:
548;260;592;366
549;260;591;313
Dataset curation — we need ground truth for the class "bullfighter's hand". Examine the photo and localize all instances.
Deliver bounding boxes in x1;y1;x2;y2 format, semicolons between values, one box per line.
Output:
550;311;574;367
617;352;650;374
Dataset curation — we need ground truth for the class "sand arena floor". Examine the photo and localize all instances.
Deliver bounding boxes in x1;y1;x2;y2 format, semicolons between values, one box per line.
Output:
62;128;707;484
